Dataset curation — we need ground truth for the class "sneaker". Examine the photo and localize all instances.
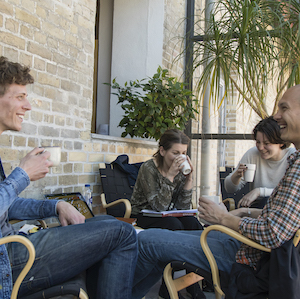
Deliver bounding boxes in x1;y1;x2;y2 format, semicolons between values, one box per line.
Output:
158;281;186;299
186;283;206;299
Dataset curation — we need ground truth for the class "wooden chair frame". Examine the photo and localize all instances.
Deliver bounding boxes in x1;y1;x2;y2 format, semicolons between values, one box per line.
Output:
200;225;300;299
0;235;36;299
163;262;204;299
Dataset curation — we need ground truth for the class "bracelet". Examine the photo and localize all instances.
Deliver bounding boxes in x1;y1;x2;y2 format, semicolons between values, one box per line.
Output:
247;207;251;216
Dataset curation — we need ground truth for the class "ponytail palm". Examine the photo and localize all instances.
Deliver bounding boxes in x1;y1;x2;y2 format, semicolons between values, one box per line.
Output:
192;0;300;118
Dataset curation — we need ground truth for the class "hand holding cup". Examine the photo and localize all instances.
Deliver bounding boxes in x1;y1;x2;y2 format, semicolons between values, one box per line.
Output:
42;146;61;167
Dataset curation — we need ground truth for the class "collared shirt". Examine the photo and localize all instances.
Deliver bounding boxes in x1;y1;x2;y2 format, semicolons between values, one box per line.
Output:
236;150;300;268
0;158;58;299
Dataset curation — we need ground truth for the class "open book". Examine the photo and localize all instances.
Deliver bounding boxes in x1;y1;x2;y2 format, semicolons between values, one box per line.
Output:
141;209;198;217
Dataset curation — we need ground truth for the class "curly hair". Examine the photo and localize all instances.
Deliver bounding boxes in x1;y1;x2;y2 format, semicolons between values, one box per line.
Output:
0;56;34;96
153;129;190;169
253;116;290;149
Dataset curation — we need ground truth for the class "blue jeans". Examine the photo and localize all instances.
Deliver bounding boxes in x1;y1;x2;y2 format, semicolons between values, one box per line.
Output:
132;228;241;299
9;215;137;299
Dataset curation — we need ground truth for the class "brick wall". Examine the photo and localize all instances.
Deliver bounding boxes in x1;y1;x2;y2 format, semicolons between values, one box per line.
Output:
0;0;158;215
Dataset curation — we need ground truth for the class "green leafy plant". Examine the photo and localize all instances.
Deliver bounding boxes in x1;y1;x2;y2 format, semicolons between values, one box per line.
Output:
108;66;198;140
182;0;300;118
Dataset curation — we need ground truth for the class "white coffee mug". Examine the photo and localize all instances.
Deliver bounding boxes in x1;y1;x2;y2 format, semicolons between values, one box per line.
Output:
244;163;256;182
179;155;191;175
43;146;61;167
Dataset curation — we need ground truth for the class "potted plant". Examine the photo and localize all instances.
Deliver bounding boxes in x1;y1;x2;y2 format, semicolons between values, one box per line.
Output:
187;0;300;118
108;66;198;140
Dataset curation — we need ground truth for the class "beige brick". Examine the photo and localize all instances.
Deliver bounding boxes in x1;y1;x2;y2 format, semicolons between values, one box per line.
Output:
55;3;73;21
88;153;104;162
38;72;60;88
109;145;116;153
43;21;65;40
19;53;32;67
59;175;78;185
105;154;118;163
61;80;81;94
55;116;65;126
83;143;93;152
80;131;90;140
63;163;73;173
117;146;124;154
16;8;41;28
75;121;84;129
74;163;83;173
27;42;52;60
34;31;47;45
5;18;19;33
44;114;54;124
83;163;93;173
78;174;95;185
0;32;25;49
36;5;47;19
70;23;78;35
28;137;39;148
0;2;14;15
0;134;12;146
77;14;93;30
129;147;136;154
0;149;19;161
44;87;57;100
46;63;57;75
31;111;43;122
101;144;108;152
93;143;101;152
34;57;46;71
69;152;87;162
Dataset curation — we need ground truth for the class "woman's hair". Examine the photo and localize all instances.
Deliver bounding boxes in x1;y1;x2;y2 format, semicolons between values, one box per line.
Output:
153;129;190;169
0;56;34;96
253;116;290;149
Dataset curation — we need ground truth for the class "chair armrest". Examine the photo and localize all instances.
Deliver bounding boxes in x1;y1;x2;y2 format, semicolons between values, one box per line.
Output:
200;225;271;299
0;235;36;299
222;198;235;211
101;193;132;218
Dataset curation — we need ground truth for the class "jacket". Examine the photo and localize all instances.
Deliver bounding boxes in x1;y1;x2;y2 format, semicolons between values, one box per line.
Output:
224;237;300;299
0;159;58;299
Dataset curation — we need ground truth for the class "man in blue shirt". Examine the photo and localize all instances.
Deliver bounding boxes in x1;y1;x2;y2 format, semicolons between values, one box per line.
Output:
0;56;137;299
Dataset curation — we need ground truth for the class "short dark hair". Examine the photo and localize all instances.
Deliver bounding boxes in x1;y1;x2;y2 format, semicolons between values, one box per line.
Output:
153;129;190;169
0;56;34;96
253;116;290;149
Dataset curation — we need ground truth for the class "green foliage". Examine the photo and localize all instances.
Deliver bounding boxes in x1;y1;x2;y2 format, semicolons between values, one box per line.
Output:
188;0;300;118
108;66;198;140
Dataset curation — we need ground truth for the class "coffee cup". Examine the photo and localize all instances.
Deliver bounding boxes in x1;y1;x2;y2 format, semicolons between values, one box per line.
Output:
202;195;221;205
179;155;191;175
43;146;61;167
244;164;256;182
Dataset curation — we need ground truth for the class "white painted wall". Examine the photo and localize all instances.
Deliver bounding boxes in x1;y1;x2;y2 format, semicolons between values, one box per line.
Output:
110;0;165;137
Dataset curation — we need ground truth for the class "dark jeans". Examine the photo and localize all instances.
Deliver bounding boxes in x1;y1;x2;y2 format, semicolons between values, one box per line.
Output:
9;215;138;299
136;214;203;230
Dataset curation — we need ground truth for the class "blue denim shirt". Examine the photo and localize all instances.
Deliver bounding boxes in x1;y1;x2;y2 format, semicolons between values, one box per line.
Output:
0;160;58;299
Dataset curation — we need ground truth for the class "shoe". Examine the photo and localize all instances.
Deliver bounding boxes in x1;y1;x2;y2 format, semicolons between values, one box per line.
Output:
158;280;185;299
186;282;206;299
202;279;214;293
